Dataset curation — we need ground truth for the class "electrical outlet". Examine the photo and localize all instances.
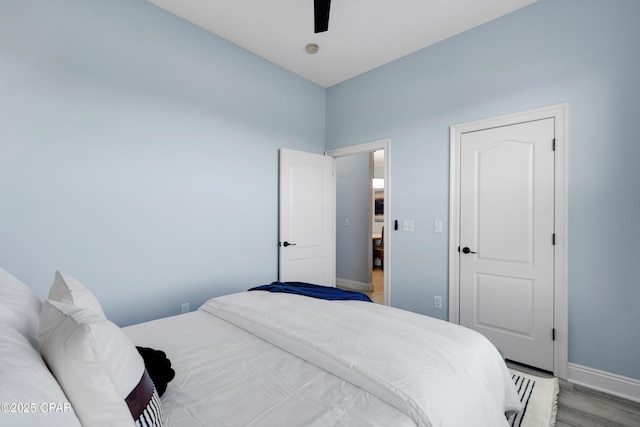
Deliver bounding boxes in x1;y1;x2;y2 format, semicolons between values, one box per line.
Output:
181;302;190;314
433;296;442;309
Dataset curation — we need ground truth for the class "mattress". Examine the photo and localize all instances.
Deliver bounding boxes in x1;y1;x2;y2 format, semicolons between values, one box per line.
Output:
124;291;521;426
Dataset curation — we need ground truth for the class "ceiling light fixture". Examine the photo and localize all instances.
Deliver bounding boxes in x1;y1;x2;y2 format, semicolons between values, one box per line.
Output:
305;43;319;55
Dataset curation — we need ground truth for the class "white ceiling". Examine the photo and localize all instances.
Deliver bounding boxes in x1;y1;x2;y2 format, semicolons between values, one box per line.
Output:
146;0;538;88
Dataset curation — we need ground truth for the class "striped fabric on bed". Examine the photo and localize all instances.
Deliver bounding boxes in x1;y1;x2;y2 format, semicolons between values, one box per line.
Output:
134;387;163;427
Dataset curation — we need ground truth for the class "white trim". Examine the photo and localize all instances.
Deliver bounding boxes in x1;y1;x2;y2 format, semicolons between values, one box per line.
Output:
448;104;568;379
336;277;373;292
568;363;640;403
326;139;391;306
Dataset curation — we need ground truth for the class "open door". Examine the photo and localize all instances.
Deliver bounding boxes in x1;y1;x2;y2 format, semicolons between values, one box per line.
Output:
279;148;336;286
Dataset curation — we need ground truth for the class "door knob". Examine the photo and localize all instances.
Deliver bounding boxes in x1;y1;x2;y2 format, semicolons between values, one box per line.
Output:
462;247;477;254
283;241;296;247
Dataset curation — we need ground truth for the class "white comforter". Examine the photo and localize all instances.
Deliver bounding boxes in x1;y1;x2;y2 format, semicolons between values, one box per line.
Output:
200;291;521;427
125;291;521;426
125;307;415;426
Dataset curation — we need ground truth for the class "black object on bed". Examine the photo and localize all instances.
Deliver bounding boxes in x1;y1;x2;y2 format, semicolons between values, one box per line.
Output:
136;346;175;397
249;281;372;302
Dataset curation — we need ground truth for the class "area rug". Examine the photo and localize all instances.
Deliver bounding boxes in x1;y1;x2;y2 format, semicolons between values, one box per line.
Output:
507;369;559;427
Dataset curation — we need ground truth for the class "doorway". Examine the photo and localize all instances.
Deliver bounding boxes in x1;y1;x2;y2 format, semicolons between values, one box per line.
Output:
448;104;568;378
370;150;385;304
326;139;391;305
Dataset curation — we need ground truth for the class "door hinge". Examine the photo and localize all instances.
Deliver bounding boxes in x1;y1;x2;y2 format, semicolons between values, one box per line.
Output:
552;233;556;245
552;328;556;341
552;138;556;151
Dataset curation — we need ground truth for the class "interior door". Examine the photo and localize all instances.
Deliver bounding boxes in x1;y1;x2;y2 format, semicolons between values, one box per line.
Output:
279;148;335;286
459;118;555;371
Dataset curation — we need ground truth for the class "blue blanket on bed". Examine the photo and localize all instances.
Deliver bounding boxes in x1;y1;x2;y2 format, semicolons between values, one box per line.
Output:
248;281;372;302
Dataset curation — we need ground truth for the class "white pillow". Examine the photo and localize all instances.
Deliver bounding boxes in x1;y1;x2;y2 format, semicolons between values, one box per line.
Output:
48;271;106;318
0;324;81;427
39;300;162;427
0;268;41;350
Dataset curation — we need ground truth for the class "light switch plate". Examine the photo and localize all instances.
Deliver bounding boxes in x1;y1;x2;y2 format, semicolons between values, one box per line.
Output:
434;220;443;233
402;220;414;232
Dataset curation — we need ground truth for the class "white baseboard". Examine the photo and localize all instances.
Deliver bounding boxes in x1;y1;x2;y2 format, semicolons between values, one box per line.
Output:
336;277;372;292
568;363;640;403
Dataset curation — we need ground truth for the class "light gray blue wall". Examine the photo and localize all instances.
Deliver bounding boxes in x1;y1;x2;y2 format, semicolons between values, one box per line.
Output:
0;0;325;326
336;153;371;283
326;0;640;380
1;0;638;383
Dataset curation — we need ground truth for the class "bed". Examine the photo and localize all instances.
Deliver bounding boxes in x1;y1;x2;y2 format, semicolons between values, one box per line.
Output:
1;269;522;427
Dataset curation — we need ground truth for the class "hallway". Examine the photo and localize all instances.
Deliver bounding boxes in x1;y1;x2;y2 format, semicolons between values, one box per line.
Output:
365;268;384;304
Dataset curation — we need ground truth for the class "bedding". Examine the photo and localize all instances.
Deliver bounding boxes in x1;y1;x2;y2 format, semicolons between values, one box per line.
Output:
124;310;416;427
48;270;107;318
0;266;521;427
125;291;521;427
248;281;372;301
0;268;42;350
0;268;81;426
0;324;81;427
39;300;163;427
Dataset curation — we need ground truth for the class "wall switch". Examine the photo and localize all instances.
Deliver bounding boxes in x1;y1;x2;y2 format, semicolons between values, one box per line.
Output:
181;302;190;314
344;218;349;227
434;220;443;233
402;220;414;232
433;296;442;309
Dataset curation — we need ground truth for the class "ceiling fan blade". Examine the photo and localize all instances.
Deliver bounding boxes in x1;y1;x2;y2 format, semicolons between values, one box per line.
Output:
314;0;331;33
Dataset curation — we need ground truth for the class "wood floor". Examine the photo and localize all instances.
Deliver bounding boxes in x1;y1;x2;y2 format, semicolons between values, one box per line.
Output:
508;362;640;427
365;268;384;304
556;380;640;427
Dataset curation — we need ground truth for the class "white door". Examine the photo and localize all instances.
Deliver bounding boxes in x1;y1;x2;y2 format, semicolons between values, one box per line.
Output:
459;118;555;371
279;148;336;287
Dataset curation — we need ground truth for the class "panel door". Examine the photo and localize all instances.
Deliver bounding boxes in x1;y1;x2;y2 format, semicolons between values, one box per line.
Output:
279;148;335;286
459;118;555;371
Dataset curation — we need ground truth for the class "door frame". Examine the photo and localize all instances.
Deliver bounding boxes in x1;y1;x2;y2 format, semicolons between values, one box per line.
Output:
448;104;568;379
326;138;391;305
